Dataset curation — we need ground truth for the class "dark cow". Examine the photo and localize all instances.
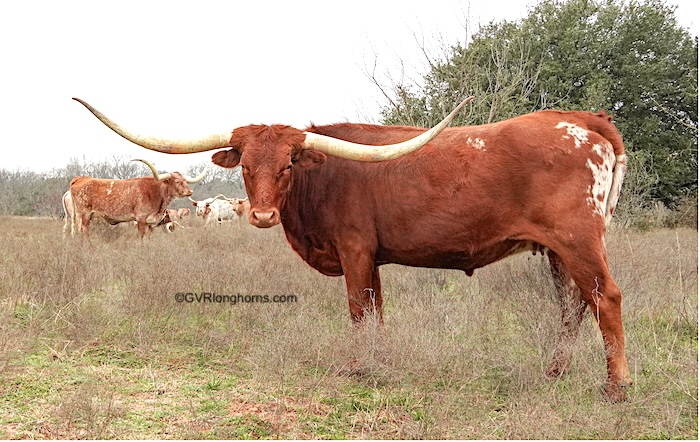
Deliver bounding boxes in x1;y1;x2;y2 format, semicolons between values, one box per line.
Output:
69;158;207;242
73;97;631;401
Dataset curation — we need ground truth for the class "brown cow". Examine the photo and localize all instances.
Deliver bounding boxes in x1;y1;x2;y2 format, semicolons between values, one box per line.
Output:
73;97;631;401
70;159;207;242
228;196;250;219
216;195;251;220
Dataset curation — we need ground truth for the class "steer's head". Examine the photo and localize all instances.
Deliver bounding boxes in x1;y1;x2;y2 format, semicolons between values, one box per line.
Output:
73;97;473;229
211;125;324;227
131;159;206;199
188;194;225;218
163;171;194;198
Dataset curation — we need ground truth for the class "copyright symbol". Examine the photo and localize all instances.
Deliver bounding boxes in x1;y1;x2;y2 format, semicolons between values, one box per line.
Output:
175;293;184;303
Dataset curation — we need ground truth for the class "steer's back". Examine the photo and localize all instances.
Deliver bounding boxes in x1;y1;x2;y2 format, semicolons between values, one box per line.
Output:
295;110;625;270
70;176;161;223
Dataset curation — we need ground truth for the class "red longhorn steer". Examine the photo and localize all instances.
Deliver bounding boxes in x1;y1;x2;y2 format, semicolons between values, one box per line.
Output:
73;97;631;401
70;158;206;242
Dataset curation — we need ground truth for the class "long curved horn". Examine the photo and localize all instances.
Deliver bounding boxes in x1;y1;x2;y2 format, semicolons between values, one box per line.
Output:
195;195;222;204
302;96;474;161
74;96;472;161
132;158;171;181
73;98;233;154
184;165;208;184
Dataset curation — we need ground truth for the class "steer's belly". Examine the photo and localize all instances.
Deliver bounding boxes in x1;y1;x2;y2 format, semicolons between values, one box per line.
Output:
376;240;546;272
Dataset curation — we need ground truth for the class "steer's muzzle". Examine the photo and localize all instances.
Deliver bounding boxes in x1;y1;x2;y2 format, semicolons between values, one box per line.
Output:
250;208;280;228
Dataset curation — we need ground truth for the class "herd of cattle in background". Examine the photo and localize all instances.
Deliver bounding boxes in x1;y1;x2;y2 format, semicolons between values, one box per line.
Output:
61;158;250;241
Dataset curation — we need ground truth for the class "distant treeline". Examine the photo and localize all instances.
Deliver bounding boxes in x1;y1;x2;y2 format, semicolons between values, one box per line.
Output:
1;152;696;229
0;156;244;218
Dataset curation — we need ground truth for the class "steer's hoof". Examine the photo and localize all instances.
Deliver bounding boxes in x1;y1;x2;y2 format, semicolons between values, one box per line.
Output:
602;383;629;403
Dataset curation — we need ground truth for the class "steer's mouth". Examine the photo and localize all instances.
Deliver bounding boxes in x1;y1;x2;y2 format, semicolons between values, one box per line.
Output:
249;208;280;228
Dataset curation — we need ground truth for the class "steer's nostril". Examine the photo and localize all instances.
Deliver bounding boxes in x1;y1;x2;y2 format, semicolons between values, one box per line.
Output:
254;211;275;221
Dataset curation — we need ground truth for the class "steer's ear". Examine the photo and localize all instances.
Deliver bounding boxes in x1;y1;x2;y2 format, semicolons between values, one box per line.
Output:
212;149;241;169
293;149;326;170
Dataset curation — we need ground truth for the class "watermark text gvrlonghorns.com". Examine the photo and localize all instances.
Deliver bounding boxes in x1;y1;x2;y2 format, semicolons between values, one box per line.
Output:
175;292;297;305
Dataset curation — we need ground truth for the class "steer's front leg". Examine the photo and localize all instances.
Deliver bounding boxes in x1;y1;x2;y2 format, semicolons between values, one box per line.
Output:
338;242;383;323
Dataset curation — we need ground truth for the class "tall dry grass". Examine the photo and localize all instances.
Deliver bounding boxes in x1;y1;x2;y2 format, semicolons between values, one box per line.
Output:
0;216;697;439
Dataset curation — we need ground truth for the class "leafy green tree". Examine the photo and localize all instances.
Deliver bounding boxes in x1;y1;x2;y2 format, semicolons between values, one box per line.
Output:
380;0;698;207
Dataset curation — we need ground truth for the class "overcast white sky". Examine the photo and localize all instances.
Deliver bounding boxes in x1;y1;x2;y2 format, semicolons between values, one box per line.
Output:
1;0;697;174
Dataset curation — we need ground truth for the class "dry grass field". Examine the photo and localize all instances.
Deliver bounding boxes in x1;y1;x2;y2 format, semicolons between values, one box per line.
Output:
0;216;697;439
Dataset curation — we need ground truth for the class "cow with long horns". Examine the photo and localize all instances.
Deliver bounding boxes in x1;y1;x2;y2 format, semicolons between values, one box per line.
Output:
189;194;250;225
217;195;251;220
72;97;631;402
69;158;207;242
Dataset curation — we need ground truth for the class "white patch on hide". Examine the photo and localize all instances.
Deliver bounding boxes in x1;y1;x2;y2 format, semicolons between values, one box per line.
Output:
556;122;589;149
605;154;627;226
106;180;115;195
467;137;486;150
508;241;548;256
586;142;615;218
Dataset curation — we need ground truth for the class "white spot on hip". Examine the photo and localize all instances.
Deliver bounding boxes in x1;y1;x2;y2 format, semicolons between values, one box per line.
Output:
586;142;615;217
556;122;589;149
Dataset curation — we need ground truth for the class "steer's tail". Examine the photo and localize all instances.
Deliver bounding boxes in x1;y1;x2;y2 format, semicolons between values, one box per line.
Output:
606;153;627;227
587;111;627;227
62;192;71;239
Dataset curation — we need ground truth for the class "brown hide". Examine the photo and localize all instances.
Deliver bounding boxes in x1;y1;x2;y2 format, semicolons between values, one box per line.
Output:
233;198;250;218
210;109;632;401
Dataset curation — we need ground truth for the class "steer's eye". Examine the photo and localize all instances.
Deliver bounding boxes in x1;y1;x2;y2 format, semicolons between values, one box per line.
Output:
286;164;293;170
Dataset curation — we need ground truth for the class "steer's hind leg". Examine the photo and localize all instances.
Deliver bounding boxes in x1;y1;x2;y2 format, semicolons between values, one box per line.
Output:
545;250;587;379
78;214;94;249
554;240;632;402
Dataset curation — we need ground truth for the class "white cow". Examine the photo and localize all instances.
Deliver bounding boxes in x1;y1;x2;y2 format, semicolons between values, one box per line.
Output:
189;194;241;225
